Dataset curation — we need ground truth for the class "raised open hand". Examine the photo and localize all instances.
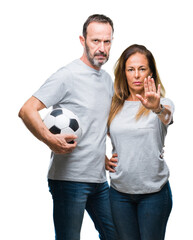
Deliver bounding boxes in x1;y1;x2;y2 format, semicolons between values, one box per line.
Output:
136;76;160;111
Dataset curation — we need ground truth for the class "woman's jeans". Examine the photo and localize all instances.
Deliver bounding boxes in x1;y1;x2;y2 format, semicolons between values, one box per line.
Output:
48;180;117;240
109;181;172;240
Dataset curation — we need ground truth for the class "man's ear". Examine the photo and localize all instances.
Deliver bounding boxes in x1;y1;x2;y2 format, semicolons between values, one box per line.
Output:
79;36;85;47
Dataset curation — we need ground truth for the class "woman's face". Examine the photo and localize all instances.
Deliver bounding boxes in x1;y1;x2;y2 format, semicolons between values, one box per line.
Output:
125;52;152;94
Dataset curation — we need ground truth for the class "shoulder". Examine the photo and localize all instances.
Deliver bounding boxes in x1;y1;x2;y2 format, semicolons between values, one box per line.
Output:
49;63;74;83
101;70;114;95
101;69;112;78
65;59;80;69
101;69;113;84
56;61;75;76
52;59;82;77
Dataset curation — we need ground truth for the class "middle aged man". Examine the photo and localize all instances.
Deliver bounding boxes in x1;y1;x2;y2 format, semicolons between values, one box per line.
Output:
19;14;117;240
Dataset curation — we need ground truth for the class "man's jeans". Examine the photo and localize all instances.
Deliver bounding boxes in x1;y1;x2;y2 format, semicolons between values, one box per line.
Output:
109;181;172;240
48;180;117;240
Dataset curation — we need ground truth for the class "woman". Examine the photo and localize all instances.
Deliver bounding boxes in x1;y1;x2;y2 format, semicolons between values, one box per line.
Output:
106;44;174;240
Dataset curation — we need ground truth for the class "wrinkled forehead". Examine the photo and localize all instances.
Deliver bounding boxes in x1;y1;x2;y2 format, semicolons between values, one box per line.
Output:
86;22;113;39
126;53;149;67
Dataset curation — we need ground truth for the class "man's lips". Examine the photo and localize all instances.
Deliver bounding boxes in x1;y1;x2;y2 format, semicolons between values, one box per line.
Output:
96;55;106;58
94;53;107;58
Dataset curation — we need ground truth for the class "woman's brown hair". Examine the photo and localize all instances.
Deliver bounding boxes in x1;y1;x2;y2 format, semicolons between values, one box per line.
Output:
108;44;165;127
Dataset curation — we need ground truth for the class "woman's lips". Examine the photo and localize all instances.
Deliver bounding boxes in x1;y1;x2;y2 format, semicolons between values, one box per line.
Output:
133;81;142;85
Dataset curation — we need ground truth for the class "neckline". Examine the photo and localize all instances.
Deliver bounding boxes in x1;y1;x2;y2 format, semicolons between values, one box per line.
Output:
124;100;141;106
77;59;102;75
125;100;140;103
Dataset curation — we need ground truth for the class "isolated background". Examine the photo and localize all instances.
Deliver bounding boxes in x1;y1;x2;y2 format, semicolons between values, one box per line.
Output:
1;0;192;239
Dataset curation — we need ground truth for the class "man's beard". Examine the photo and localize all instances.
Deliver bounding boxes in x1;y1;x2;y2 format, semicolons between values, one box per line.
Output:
85;43;109;68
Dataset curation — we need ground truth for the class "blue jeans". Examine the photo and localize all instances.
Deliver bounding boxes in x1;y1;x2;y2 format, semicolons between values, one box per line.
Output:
109;182;172;240
48;180;118;240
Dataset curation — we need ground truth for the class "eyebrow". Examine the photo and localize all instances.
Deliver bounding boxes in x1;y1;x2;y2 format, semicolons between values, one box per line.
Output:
91;37;112;41
127;65;147;68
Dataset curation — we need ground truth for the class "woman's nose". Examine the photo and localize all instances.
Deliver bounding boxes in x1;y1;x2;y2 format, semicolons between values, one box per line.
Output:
135;70;139;78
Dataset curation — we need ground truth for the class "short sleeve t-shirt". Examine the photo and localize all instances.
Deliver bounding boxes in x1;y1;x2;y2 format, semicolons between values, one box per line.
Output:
33;59;113;183
109;98;175;194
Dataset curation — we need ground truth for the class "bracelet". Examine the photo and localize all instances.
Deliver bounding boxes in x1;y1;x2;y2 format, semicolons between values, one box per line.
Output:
153;104;165;115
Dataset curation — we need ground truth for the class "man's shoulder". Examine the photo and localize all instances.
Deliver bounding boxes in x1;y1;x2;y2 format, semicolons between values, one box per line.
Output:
64;59;83;70
100;69;113;83
54;60;76;77
102;69;111;77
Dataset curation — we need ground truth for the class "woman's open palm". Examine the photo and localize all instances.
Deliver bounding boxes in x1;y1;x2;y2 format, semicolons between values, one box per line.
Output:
136;76;160;111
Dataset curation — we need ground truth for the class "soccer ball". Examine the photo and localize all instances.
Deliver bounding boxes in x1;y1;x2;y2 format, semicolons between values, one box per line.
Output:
43;108;82;142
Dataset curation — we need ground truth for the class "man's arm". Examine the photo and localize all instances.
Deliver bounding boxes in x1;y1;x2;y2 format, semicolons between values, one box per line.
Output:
18;96;77;154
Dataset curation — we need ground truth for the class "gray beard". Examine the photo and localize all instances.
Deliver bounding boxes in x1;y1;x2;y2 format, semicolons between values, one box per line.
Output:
85;43;109;68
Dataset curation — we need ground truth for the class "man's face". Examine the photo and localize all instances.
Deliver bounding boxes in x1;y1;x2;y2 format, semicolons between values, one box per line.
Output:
81;22;113;70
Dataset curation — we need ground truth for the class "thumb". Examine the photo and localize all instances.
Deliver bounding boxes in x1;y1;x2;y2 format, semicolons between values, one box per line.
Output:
136;94;145;104
136;94;143;101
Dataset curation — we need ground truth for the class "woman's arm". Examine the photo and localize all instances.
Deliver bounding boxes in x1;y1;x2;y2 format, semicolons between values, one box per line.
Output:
152;104;173;125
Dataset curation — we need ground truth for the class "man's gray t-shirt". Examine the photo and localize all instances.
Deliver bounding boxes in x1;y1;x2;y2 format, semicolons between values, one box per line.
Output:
109;98;174;194
33;59;113;183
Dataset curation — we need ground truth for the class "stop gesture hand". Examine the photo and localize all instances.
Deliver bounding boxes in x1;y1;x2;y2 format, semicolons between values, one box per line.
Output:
136;76;160;111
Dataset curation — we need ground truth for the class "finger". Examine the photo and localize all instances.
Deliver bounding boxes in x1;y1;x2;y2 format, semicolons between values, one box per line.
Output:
67;141;77;148
105;161;115;171
107;165;116;172
109;161;117;167
157;84;161;96
62;134;78;140
65;135;78;144
109;168;116;173
151;78;156;92
144;77;149;93
110;157;118;163
148;76;154;92
136;94;146;105
108;163;117;169
112;153;118;158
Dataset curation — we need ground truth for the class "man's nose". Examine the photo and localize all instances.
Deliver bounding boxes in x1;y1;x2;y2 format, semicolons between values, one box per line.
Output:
98;42;105;52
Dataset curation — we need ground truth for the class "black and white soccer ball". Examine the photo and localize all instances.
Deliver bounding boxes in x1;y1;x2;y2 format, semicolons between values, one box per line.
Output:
43;108;82;141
